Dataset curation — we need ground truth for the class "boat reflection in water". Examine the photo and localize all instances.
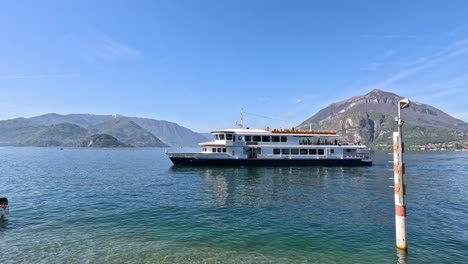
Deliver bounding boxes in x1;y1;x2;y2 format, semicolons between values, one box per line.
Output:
168;163;397;262
169;165;376;210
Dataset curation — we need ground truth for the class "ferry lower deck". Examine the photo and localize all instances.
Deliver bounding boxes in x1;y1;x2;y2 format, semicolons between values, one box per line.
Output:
169;156;372;166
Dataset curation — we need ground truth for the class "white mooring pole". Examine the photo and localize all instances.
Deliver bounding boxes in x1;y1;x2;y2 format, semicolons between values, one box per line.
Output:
394;98;409;250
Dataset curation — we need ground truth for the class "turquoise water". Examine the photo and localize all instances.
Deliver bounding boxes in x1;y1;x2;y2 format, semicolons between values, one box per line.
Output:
0;148;467;263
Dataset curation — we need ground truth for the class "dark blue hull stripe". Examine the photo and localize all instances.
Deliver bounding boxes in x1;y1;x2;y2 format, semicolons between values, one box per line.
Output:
169;158;372;167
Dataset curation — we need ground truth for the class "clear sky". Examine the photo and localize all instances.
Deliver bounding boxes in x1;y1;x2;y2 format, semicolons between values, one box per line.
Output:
1;0;468;132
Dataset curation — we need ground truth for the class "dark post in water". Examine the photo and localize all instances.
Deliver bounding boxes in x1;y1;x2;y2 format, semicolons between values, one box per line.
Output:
394;97;409;250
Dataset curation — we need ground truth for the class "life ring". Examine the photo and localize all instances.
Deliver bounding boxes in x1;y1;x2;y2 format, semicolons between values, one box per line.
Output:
238;136;242;140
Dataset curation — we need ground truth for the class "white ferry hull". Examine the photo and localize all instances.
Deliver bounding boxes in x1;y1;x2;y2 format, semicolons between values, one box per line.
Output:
169;156;372;167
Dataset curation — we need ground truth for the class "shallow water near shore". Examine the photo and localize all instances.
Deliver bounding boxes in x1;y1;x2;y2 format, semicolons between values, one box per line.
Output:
1;147;467;263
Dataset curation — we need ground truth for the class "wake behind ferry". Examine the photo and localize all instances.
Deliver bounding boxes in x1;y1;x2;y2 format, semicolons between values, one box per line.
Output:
167;127;372;166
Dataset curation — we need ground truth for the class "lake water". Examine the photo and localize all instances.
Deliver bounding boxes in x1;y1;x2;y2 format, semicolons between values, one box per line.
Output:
0;147;467;263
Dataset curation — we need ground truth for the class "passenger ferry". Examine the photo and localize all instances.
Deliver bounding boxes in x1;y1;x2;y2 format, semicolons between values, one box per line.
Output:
166;128;372;166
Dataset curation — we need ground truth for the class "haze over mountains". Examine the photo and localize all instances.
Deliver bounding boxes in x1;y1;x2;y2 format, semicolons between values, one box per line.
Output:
0;114;207;147
297;89;468;149
0;89;466;149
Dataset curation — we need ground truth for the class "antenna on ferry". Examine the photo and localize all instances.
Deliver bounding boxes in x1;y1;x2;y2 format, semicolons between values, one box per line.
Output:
235;108;244;128
240;108;244;128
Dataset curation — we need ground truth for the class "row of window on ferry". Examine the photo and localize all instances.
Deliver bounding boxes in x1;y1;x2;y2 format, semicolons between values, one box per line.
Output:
273;148;326;155
203;147;227;153
214;134;234;140
214;134;288;142
273;148;353;155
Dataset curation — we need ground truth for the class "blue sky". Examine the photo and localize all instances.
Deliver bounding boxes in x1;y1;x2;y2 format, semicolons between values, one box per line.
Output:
1;0;468;132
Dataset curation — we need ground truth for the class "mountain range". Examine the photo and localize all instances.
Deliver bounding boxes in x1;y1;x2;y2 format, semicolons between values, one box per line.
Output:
0;89;466;149
0;114;208;147
297;89;468;150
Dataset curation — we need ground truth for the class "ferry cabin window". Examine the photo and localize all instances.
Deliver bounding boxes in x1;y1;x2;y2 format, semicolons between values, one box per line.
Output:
223;148;226;152
212;148;216;152
318;149;324;155
215;134;219;140
226;134;233;140
309;149;317;155
217;148;222;152
300;149;308;155
273;149;280;155
262;136;270;142
272;136;280;142
253;136;261;142
245;135;252;141
219;134;225;140
280;136;287;142
282;149;290;155
291;149;299;155
330;149;335;154
346;149;351;152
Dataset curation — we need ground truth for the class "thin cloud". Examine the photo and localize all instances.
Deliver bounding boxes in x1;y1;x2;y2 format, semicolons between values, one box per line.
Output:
371;38;468;88
0;74;79;79
382;49;396;58
451;112;468;122
404;79;468;104
65;30;142;64
255;96;271;103
423;75;468;99
361;62;382;71
288;94;317;105
96;33;142;61
362;34;419;39
352;39;468;120
360;49;396;71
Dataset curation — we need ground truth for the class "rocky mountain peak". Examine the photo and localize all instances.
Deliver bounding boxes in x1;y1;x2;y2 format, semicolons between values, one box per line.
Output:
339;88;401;108
362;89;401;105
367;88;396;97
297;89;468;149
